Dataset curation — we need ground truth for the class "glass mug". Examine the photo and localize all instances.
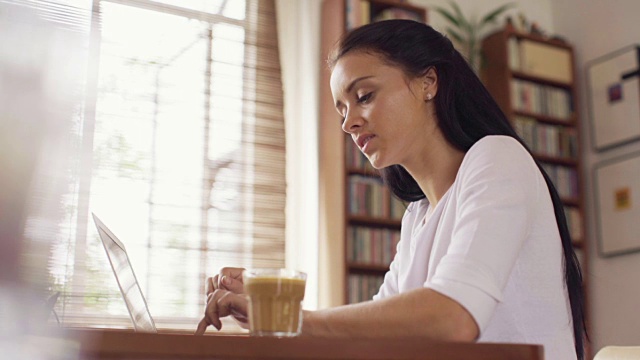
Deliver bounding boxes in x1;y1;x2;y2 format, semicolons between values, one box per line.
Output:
243;268;307;337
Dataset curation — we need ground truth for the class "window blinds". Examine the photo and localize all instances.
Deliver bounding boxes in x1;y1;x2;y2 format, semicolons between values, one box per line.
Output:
30;0;287;330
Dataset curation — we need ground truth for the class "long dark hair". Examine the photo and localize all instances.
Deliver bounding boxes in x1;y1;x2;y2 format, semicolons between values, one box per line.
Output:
330;20;586;359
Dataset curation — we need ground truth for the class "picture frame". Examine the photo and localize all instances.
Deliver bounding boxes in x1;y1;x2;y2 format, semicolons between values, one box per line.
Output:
586;45;640;151
593;151;640;257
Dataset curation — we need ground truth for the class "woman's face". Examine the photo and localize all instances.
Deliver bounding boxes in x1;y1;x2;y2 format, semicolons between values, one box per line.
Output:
330;51;438;169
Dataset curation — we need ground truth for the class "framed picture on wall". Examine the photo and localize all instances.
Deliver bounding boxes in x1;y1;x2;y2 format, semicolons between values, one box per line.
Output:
593;151;640;257
586;45;640;151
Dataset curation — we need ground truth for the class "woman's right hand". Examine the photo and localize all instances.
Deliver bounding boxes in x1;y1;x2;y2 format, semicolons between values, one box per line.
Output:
209;267;246;294
199;267;249;332
195;288;249;335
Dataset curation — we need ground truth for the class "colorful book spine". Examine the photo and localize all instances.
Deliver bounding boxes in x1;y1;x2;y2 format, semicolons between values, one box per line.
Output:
541;164;579;199
347;273;385;303
345;136;376;172
348;176;405;220
371;7;422;22
344;0;362;31
513;116;578;159
347;226;401;266
564;206;583;241
510;79;572;120
346;1;424;31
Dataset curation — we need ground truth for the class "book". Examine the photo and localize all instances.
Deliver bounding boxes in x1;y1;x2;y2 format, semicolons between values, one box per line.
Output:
347;226;400;265
372;7;422;22
510;79;572;119
348;273;384;303
519;40;573;83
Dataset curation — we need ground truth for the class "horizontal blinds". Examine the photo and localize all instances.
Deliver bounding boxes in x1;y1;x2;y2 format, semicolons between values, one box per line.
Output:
43;0;285;331
1;0;92;32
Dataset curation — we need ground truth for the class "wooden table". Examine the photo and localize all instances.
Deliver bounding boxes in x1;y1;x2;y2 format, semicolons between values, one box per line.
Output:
57;328;544;360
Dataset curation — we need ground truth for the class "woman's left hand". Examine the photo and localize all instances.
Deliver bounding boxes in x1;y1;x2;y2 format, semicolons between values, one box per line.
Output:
195;289;249;335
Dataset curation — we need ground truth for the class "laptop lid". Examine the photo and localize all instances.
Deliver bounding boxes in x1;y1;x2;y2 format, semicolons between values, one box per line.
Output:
92;213;157;333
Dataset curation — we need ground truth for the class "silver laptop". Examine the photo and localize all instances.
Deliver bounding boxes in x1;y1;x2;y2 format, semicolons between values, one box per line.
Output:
92;213;157;333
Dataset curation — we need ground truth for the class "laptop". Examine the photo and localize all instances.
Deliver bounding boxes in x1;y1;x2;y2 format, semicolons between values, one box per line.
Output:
92;213;157;333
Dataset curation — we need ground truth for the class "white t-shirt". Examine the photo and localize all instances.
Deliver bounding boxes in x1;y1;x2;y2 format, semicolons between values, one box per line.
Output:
373;135;576;359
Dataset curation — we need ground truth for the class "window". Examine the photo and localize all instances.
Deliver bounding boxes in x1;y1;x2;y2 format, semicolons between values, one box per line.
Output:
46;0;286;330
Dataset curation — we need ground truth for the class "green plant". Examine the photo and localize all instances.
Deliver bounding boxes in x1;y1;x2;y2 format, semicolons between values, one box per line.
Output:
432;1;514;72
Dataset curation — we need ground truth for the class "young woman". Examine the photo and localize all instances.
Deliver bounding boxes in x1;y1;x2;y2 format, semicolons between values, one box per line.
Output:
196;20;586;360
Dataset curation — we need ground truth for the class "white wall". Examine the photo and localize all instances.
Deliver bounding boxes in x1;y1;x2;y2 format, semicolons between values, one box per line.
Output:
550;0;640;353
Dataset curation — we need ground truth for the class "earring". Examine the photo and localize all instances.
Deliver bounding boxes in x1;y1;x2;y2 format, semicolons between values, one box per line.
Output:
426;93;432;101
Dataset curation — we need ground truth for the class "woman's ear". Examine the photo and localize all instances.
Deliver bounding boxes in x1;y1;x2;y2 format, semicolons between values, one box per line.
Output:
421;67;438;101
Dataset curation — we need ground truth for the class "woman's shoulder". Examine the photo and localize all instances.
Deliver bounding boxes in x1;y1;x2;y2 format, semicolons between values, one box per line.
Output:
458;135;538;181
463;135;533;166
469;135;526;154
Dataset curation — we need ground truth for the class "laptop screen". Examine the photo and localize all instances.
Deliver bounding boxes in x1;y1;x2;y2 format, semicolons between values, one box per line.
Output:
93;214;157;333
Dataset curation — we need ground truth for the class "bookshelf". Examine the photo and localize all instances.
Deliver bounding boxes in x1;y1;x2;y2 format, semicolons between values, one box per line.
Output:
319;0;427;306
345;156;404;303
343;0;426;305
481;26;586;248
345;0;425;30
481;27;590;350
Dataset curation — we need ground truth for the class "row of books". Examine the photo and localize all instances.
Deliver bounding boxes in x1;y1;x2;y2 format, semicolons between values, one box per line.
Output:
371;7;423;23
347;273;384;304
514;116;578;159
510;79;573;120
507;37;573;84
348;175;405;220
541;164;579;199
345;0;370;29
564;206;583;241
347;226;401;266
345;137;375;172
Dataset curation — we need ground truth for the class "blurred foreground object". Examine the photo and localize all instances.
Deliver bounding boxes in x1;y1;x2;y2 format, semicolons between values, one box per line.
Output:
0;0;90;358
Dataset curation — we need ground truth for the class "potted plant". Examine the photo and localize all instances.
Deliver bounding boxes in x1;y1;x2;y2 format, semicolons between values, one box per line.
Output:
432;1;514;73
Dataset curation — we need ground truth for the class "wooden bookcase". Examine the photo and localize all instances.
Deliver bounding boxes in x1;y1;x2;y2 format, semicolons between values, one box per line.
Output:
481;27;590;353
344;139;403;304
481;26;586;255
319;0;427;306
343;1;426;305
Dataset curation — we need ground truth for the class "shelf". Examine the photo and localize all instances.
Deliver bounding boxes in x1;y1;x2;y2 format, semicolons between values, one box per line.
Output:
367;0;427;20
512;110;575;126
347;167;380;177
331;0;429;307
348;215;402;229
506;30;573;50
571;240;584;249
511;71;573;89
561;197;580;207
347;262;389;273
534;154;578;167
368;0;425;12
